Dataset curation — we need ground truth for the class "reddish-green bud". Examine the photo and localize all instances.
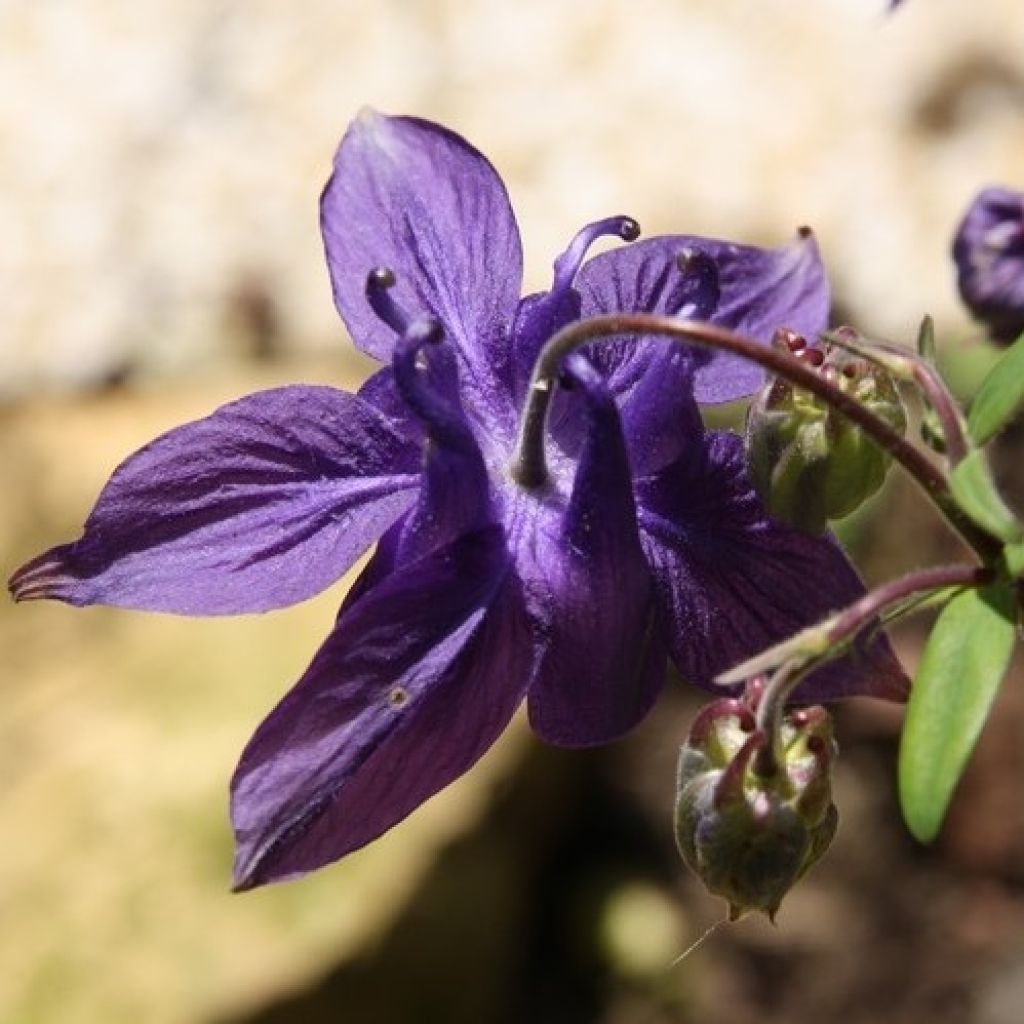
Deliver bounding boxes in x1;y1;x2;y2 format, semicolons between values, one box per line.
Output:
746;331;906;535
674;690;839;920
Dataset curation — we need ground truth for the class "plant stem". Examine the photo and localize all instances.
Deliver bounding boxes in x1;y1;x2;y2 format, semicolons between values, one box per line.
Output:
750;562;993;774
510;313;1001;562
824;563;994;648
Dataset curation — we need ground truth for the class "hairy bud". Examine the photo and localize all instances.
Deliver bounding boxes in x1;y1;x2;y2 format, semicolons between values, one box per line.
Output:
674;690;838;920
746;331;907;534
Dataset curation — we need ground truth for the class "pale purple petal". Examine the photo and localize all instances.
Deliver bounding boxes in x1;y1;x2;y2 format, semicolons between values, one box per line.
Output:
9;387;419;615
321;110;522;415
521;362;666;746
578;230;830;404
636;431;909;703
231;525;531;889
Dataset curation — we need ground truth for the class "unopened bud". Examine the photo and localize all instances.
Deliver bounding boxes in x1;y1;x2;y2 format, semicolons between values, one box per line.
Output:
674;692;838;921
746;333;906;534
953;186;1024;346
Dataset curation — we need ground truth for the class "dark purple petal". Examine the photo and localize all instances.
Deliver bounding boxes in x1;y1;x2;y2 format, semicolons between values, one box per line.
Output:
230;525;531;889
521;361;667;746
636;431;908;703
9;387;420;615
321;110;522;416
952;186;1024;345
578;229;830;405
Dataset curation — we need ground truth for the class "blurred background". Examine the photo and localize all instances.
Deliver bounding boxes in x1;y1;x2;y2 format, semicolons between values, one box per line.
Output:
2;1;1024;1021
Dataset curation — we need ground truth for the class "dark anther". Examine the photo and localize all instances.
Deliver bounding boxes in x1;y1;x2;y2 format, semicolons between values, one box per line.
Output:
618;217;641;242
797;224;813;239
800;347;825;368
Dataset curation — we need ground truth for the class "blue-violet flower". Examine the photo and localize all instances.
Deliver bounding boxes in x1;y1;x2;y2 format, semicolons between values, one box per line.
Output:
8;111;907;889
953;186;1024;345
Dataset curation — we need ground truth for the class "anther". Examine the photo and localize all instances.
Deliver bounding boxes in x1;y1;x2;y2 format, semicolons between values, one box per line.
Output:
365;266;411;335
799;346;825;368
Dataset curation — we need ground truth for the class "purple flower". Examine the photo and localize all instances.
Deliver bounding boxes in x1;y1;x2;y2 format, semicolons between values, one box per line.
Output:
8;111;907;889
953;186;1024;345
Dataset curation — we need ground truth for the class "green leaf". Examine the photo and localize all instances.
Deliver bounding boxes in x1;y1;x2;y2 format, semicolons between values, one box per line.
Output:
1004;539;1024;579
967;331;1024;446
899;583;1017;843
949;450;1022;543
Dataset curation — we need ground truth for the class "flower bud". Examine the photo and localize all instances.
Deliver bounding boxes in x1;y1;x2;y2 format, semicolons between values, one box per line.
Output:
674;694;838;921
953;186;1024;346
746;332;906;535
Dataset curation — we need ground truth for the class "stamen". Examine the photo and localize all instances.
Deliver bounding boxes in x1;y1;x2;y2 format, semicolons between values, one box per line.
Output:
365;266;410;334
392;317;475;452
551;216;640;296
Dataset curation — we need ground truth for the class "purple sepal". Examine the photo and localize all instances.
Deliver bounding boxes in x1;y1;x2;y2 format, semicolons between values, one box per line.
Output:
636;431;909;703
8;386;419;614
231;525;531;889
321;109;521;421
578;229;830;405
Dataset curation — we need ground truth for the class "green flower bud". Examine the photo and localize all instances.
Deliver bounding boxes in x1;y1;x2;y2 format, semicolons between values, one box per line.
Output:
674;693;839;921
746;330;907;535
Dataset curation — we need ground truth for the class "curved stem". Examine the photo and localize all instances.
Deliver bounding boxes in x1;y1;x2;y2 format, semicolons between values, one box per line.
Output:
749;562;993;773
510;313;1001;562
824;563;994;648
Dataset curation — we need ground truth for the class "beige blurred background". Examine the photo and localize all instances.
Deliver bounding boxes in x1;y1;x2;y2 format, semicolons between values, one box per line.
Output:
3;1;1024;1022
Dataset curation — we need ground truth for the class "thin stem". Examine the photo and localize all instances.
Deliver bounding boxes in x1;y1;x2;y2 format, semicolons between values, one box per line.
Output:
716;561;995;687
510;313;1001;562
749;562;993;774
754;662;804;777
824;563;993;649
827;328;970;465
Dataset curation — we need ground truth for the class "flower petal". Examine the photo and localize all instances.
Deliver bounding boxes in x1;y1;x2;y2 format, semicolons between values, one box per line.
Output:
8;386;420;614
230;525;531;889
636;431;908;703
578;229;830;404
321;110;522;412
522;361;667;746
